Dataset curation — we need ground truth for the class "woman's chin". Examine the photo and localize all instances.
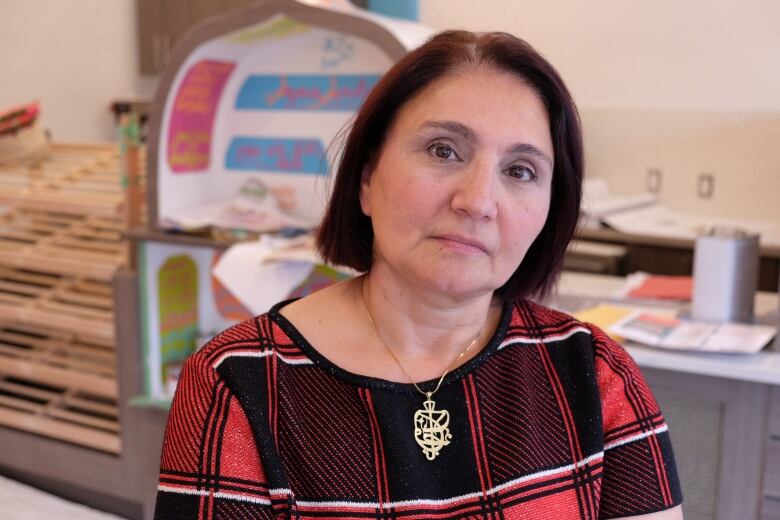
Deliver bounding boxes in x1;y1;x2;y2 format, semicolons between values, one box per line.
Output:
414;272;500;301
372;256;506;300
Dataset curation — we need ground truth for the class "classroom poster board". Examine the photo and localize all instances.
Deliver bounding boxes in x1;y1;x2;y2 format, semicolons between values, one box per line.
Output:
156;14;398;232
139;239;353;400
139;241;238;399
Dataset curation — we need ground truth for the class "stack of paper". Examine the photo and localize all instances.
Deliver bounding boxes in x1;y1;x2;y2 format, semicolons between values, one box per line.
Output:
609;311;777;353
580;178;657;228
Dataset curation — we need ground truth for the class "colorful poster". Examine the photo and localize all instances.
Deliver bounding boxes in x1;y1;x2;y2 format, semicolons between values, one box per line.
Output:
225;137;328;174
167;59;236;173
235;74;380;111
158;255;199;386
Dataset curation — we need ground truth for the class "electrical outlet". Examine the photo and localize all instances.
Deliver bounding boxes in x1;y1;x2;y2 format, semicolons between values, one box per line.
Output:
697;173;714;199
646;168;662;193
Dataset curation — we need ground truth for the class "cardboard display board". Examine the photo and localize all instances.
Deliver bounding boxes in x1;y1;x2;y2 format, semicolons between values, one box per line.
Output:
150;0;431;233
141;0;432;400
139;239;352;400
139;240;235;399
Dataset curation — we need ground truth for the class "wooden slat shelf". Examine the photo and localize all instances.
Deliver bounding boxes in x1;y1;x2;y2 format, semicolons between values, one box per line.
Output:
0;141;145;456
0;323;116;399
0;267;114;341
0;208;126;281
0;374;120;454
0;143;146;219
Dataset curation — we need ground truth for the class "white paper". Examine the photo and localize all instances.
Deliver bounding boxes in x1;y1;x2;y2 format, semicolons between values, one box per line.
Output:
580;178;657;229
702;323;778;353
661;322;719;350
602;205;704;240
609;311;777;354
163;194;312;233
581;178;656;218
600;204;780;249
211;237;315;315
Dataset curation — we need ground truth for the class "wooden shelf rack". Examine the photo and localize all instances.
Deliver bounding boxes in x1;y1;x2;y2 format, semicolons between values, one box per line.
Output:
0;143;145;218
0;208;126;281
0;142;143;454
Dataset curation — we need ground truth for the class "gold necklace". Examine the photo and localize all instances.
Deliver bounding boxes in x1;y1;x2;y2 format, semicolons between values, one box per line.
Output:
359;278;482;461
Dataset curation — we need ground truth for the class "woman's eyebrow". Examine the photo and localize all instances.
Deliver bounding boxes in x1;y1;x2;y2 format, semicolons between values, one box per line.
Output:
509;143;553;168
419;120;553;168
419;120;477;143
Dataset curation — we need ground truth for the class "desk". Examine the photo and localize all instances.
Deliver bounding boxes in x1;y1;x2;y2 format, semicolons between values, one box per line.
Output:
575;227;780;292
555;271;780;520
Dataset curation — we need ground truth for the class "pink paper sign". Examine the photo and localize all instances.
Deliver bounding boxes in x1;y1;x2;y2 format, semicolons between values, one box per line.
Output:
167;59;236;173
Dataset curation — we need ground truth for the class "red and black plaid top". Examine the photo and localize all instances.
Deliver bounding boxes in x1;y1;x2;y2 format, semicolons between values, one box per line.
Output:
155;300;682;519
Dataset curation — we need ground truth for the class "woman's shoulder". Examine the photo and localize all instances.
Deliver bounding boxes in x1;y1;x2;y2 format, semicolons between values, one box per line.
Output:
503;299;595;343
186;313;278;372
502;299;635;362
506;299;640;372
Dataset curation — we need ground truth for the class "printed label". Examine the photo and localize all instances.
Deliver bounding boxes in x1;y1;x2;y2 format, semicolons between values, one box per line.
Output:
235;74;379;111
225;137;327;175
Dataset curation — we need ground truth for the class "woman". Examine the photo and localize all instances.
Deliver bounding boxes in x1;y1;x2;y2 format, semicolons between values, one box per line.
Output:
155;31;683;519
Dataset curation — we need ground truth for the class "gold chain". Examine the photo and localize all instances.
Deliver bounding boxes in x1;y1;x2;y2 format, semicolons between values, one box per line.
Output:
359;277;482;398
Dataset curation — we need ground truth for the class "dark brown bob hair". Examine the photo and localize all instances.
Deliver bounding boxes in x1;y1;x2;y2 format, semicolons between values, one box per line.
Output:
317;30;583;301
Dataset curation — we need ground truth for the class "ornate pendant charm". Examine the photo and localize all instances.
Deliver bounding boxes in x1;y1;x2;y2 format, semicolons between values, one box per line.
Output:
413;393;452;461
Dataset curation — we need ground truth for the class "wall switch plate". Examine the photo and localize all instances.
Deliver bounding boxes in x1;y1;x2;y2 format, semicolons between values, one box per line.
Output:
697;173;715;199
646;168;662;193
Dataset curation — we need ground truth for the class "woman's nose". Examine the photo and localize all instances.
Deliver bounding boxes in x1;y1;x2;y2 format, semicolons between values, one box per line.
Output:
450;160;498;220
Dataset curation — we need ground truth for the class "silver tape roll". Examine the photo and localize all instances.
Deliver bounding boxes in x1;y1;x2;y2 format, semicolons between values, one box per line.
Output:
691;228;759;323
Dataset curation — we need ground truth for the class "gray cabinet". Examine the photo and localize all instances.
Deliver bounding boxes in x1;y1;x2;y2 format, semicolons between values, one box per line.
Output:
645;369;780;520
764;387;780;519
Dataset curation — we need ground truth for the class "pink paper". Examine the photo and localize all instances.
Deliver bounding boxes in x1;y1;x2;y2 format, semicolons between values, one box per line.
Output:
167;60;235;173
628;275;693;300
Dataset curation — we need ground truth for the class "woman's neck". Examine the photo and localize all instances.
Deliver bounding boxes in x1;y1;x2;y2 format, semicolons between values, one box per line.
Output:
359;267;500;363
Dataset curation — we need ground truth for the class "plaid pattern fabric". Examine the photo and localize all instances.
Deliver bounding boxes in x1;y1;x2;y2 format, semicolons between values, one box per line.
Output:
155;300;681;519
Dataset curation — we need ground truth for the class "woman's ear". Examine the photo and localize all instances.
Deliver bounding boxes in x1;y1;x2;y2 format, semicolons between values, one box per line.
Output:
359;166;372;216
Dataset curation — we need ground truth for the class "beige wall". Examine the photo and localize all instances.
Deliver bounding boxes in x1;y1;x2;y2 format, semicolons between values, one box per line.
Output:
420;0;780;221
1;0;778;219
420;0;780;113
581;110;780;220
0;0;157;142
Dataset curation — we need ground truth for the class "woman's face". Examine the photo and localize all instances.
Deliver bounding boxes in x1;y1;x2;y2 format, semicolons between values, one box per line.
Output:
360;66;554;300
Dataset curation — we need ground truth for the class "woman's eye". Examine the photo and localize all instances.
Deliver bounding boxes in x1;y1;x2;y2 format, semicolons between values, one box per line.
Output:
428;143;457;160
506;164;536;181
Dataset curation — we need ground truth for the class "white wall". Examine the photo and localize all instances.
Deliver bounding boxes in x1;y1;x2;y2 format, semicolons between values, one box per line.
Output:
0;0;157;142
5;0;780;141
419;0;780;113
420;0;780;221
580;110;780;220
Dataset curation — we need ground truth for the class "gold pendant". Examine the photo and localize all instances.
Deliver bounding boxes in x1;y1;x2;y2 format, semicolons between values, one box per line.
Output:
413;393;452;461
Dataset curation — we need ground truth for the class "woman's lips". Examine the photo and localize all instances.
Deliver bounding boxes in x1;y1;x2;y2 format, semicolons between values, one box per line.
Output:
433;234;489;254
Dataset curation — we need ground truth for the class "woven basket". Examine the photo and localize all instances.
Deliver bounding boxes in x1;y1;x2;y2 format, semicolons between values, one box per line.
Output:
0;122;51;167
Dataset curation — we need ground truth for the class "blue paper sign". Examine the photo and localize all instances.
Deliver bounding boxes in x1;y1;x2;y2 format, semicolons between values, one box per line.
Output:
224;137;327;175
235;74;379;111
